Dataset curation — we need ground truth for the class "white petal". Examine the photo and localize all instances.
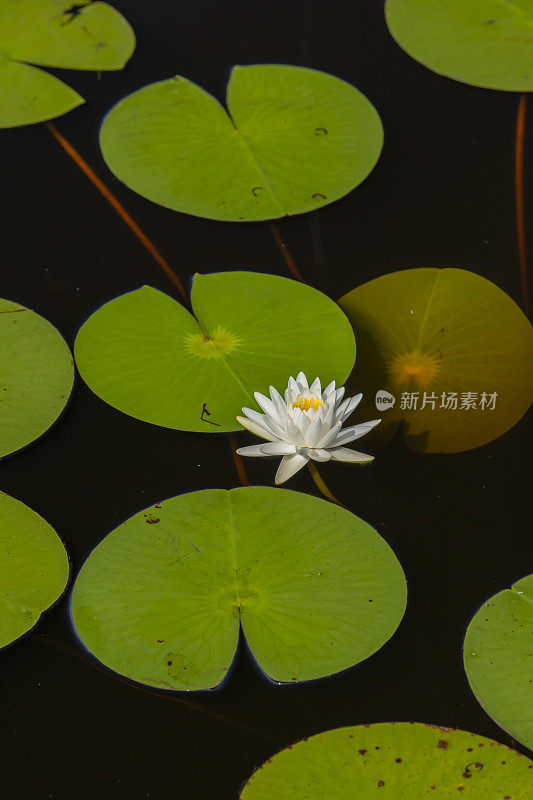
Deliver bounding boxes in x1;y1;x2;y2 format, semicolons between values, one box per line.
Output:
287;416;305;446
288;376;299;395
316;422;342;449
236;416;279;442
304;416;322;448
334;397;351;420
305;448;331;462
291;408;310;436
322;380;336;400
275;453;309;484
254;391;281;422
334;386;346;406
269;385;286;419
333;419;381;447
296;371;308;390
309;377;322;395
322;402;335;431
237;444;268;457
316;406;333;439
242;407;285;439
329;447;374;463
335;394;363;423
259;441;296;456
341;393;363;422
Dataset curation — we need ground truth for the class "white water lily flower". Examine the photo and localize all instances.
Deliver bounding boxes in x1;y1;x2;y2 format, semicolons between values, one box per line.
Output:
236;372;380;485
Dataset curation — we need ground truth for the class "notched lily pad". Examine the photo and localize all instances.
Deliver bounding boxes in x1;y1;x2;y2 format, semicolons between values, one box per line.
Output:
241;723;533;799
0;491;69;649
0;0;135;127
464;574;533;750
74;271;356;433
71;487;407;691
99;64;384;221
385;0;533;91
338;268;533;453
0;297;74;459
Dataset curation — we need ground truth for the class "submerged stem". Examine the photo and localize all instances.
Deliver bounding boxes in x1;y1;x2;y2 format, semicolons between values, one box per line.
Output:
268;221;308;283
307;461;345;507
45;121;187;301
228;433;250;486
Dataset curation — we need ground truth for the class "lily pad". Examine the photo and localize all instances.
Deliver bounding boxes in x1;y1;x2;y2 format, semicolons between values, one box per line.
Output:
338;268;533;453
0;297;74;459
0;490;69;649
71;487;407;690
240;723;533;799
385;0;533;92
99;64;383;221
0;0;135;127
464;575;533;750
74;271;356;433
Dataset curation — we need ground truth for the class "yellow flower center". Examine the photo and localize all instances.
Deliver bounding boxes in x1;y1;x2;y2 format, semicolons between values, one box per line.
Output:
293;394;323;412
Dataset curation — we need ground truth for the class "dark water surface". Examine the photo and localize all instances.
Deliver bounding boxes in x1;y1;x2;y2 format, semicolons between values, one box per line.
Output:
1;1;531;797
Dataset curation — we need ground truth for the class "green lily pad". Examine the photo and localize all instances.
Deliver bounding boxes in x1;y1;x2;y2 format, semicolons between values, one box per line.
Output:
240;723;533;799
0;297;74;459
74;271;356;433
338;268;533;453
99;64;383;221
0;0;135;127
0;490;69;649
71;487;407;690
464;575;533;751
385;0;533;92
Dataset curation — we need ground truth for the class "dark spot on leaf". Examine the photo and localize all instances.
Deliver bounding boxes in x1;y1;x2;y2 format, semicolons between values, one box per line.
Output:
312;193;326;200
395;758;402;763
62;2;89;24
438;740;448;749
463;762;483;778
146;518;160;524
378;781;385;787
358;749;367;755
314;127;328;135
251;187;263;197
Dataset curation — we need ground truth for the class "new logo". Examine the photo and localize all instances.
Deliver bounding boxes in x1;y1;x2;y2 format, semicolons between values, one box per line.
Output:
375;390;396;410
